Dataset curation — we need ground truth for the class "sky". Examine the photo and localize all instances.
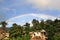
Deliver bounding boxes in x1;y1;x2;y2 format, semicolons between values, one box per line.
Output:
0;0;60;27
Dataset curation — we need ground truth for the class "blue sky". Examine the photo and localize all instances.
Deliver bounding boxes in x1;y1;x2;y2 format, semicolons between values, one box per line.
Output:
0;0;60;27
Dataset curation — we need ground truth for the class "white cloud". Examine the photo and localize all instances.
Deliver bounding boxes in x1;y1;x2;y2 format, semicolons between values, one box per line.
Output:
1;0;60;10
6;13;57;22
6;13;59;27
27;0;60;9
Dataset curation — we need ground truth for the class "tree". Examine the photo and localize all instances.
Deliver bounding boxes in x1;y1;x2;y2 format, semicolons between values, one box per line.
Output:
32;19;40;31
54;19;58;23
24;23;30;34
45;20;56;40
45;19;54;25
9;23;23;38
39;20;45;29
0;21;7;33
54;19;60;32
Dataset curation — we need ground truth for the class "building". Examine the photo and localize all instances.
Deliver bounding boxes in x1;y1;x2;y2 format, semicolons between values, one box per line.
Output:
29;29;48;40
0;31;9;40
0;25;9;40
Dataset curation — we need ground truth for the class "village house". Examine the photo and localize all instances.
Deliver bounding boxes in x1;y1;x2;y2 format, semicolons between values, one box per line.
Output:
29;29;48;40
0;25;9;40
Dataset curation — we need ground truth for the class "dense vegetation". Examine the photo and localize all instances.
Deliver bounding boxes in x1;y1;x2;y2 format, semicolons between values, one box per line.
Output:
0;19;60;40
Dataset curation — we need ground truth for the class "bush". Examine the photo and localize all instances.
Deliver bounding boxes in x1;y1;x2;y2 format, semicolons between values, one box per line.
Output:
53;33;60;40
10;34;30;40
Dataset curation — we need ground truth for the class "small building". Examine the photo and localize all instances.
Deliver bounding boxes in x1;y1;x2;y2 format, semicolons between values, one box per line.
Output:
4;33;9;40
0;32;9;40
0;29;9;40
29;29;48;40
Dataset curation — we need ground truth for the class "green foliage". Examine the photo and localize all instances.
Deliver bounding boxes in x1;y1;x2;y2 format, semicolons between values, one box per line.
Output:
9;23;23;38
32;19;40;31
0;19;60;40
53;33;60;40
9;34;30;40
24;23;30;34
0;21;7;25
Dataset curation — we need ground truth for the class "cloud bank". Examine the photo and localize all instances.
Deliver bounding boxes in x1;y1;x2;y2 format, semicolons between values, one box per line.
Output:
27;0;60;9
6;13;59;27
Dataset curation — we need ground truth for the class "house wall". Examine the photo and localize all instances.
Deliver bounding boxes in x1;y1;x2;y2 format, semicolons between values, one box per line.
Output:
29;31;47;40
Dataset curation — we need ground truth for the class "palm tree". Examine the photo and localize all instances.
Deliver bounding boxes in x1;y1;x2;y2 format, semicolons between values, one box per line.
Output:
0;21;7;33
